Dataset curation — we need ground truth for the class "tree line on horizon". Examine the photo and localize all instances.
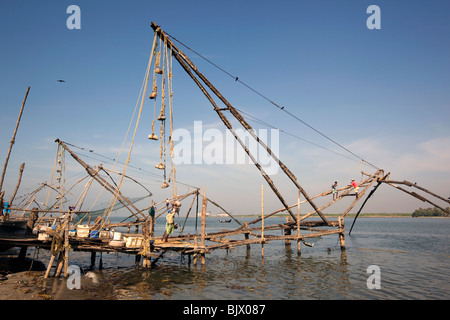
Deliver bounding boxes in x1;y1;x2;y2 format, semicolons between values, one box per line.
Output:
412;207;450;217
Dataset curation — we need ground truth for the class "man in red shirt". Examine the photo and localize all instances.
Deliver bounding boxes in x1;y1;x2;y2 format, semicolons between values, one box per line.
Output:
351;179;359;198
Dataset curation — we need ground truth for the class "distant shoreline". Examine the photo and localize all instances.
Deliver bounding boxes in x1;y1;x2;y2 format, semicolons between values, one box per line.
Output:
230;213;449;218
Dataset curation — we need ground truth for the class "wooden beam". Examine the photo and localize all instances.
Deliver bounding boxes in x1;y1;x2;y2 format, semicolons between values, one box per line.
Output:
0;86;30;193
56;139;145;219
349;172;389;235
151;22;330;224
382;180;450;205
383;181;448;213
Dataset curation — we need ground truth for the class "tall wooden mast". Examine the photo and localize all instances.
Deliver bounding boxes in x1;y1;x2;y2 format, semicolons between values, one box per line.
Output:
150;22;330;224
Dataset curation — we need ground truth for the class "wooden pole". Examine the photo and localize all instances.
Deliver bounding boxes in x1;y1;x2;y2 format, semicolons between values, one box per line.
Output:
201;187;206;247
63;215;70;277
151;22;332;224
340;170;384;219
244;221;250;251
383;180;450;205
56;139;144;219
54;252;65;277
284;216;291;248
338;216;345;251
197;186;206;265
9;163;25;206
261;185;264;258
0;86;30;193
44;255;55;279
297;190;301;255
349;173;388;235
382;181;448;213
151;24;300;222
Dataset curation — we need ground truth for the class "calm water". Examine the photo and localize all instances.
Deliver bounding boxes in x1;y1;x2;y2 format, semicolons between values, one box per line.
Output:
39;217;449;300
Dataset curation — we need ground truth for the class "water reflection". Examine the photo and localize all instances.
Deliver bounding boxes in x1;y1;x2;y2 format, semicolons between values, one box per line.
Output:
34;217;450;300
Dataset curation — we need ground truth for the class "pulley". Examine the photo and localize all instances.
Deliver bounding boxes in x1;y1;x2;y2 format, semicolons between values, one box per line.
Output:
148;133;159;140
158;114;166;121
155;67;163;74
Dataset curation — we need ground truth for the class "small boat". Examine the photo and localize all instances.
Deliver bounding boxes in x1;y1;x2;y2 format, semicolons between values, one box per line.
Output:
0;219;28;237
219;219;231;223
0;219;29;252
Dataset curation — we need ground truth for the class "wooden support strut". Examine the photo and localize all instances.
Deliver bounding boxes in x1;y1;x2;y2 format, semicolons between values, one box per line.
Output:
0;87;30;193
154;30;295;221
55;139;145;220
151;22;328;224
340;170;384;219
349;172;389;235
382;180;448;213
382;180;450;206
9;163;25;205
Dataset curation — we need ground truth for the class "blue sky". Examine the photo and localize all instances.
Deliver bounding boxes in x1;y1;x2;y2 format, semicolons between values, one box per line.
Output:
0;0;449;216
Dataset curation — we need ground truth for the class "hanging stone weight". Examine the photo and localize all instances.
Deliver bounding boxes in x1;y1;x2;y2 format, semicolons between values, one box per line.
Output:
155;163;165;170
161;182;169;189
149;90;157;99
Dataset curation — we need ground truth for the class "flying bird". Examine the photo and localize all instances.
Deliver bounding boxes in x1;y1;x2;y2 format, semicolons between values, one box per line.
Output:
57;80;66;83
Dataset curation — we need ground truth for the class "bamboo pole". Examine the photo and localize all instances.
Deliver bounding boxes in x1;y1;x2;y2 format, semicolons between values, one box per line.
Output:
205;197;242;226
284;216;291;248
104;30;158;220
338;216;345;250
381;181;449;212
244;221;250;251
63;214;70;277
151;23;301;222
9;163;25;207
180;190;197;234
297;190;301;254
383;180;450;205
349;173;389;235
194;186;207;265
201;187;206;247
261;185;264;258
0;86;30;194
339;170;384;219
56;139;144;219
152;22;332;225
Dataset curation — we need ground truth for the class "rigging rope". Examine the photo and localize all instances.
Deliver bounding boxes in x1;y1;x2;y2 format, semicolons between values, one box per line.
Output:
103;31;158;223
164;31;380;171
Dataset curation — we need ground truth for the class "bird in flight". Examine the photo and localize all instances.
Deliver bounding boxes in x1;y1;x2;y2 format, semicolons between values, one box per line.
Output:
57;80;65;83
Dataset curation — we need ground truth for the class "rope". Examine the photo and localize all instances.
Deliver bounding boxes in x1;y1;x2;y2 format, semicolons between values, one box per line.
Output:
164;31;380;171
236;107;364;166
167;42;177;199
103;30;159;223
52;140;199;190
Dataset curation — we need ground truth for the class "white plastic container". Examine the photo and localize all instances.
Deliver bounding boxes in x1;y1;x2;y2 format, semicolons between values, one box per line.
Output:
124;236;143;248
76;225;90;238
108;240;125;247
99;231;110;239
38;232;51;241
112;231;122;241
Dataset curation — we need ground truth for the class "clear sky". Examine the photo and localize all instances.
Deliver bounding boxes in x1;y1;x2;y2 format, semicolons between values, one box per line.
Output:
0;0;449;216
